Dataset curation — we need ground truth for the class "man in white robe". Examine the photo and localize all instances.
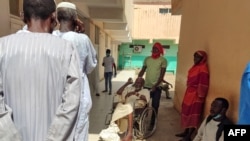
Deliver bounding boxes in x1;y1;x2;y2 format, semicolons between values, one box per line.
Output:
53;2;97;141
0;0;82;141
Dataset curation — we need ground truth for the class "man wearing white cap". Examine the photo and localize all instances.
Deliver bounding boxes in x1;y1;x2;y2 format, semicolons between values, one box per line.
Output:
0;0;82;141
53;2;97;141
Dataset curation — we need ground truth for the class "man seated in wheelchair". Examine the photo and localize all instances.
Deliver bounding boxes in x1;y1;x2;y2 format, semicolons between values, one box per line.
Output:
100;77;150;141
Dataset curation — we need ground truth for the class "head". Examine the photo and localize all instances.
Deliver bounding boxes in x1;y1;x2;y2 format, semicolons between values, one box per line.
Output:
106;49;111;57
209;97;229;120
193;50;207;65
151;42;164;59
56;2;78;31
23;0;57;33
133;77;145;91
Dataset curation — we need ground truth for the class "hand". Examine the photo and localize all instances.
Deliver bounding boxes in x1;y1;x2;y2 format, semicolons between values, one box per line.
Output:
114;72;117;77
74;19;85;33
139;95;147;102
150;86;156;92
125;92;133;99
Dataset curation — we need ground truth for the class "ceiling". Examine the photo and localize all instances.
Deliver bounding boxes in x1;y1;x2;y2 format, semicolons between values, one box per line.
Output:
66;0;172;43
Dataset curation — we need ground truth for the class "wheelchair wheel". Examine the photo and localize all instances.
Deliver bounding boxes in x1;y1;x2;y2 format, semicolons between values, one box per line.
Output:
136;107;157;139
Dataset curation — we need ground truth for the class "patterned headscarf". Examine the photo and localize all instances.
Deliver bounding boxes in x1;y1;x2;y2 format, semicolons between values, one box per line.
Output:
151;42;164;59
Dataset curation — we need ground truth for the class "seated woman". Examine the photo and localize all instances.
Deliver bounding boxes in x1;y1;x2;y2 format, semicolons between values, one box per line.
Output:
100;77;149;141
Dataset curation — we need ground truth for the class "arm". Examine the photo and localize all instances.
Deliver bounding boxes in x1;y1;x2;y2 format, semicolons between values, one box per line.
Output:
152;67;166;91
125;91;147;102
162;79;173;88
197;69;209;98
82;35;97;74
162;79;167;83
162;79;170;85
116;78;133;95
193;117;206;141
74;19;85;33
125;91;137;99
102;57;105;67
138;57;147;78
219;131;224;141
139;95;147;102
0;71;22;140
46;48;81;141
138;66;146;78
0;94;22;141
113;62;117;77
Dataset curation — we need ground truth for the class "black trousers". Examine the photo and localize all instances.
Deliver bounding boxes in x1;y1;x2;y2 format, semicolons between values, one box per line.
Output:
145;87;162;125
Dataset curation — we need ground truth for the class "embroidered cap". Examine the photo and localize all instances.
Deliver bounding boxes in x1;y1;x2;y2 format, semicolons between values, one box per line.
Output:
57;2;76;10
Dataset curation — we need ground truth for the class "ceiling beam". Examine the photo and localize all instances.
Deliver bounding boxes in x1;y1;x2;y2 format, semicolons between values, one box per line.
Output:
103;23;127;30
89;7;124;22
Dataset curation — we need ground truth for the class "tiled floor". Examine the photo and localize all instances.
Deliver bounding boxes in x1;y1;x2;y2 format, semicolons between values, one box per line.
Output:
88;70;183;141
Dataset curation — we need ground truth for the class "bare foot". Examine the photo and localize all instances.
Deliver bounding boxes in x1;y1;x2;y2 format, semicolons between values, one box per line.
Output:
121;135;133;141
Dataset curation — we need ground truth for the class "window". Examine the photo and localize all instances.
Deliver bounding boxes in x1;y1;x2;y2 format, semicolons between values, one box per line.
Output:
159;8;171;14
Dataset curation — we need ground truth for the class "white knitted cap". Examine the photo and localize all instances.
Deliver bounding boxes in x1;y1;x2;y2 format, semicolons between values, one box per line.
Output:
57;2;76;10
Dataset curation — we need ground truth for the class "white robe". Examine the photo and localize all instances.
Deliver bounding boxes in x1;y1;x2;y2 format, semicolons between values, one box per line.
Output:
0;31;82;141
53;30;97;141
111;87;150;123
99;88;150;140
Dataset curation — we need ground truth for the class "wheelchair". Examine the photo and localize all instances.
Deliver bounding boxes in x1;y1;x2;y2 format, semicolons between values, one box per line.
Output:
105;93;157;140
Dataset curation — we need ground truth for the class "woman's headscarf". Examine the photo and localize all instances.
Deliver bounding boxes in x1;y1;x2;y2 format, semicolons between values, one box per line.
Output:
195;50;207;64
151;42;164;59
